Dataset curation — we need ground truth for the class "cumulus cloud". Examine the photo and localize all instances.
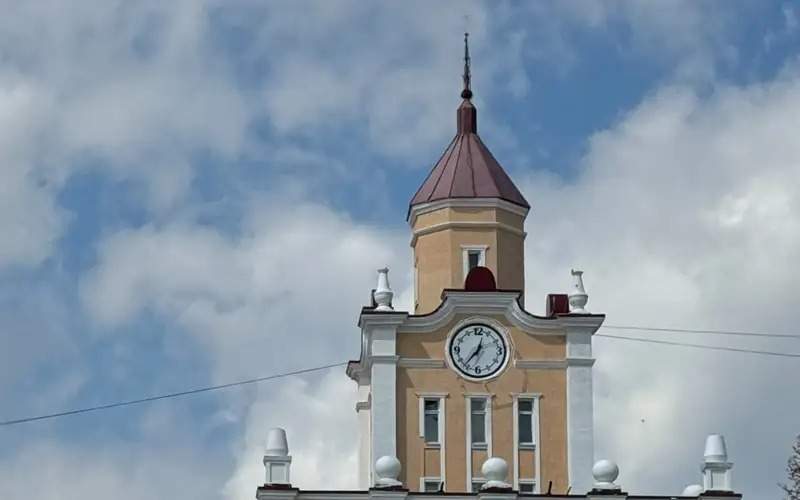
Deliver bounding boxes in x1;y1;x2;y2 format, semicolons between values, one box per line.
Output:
80;198;409;382
3;2;798;500
520;66;800;496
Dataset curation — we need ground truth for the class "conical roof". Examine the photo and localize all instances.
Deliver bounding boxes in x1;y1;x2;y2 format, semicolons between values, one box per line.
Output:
409;36;529;213
409;99;529;210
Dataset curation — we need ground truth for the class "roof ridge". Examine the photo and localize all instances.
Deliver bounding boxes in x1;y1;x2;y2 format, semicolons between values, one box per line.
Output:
446;133;467;198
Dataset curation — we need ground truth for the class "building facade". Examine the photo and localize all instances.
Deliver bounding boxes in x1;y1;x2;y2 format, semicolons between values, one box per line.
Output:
346;41;603;494
256;37;742;500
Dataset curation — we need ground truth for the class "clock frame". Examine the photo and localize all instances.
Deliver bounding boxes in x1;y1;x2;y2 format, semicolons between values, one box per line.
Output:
445;318;511;381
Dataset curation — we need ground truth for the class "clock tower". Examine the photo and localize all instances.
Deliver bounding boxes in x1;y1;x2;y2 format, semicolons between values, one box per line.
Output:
346;35;605;495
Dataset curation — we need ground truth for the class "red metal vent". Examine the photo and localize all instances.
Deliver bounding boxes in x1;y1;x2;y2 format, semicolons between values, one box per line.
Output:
546;294;569;316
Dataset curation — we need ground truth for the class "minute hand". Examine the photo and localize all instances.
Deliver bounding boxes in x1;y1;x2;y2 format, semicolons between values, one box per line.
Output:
465;338;484;364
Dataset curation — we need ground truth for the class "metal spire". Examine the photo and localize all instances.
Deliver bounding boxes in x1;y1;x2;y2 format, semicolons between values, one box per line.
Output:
461;32;473;100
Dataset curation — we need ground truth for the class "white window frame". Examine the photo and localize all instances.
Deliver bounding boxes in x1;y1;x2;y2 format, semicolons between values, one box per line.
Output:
517;398;537;448
468;397;490;449
464;393;493;491
417;393;448;489
512;393;541;493
518;479;537;494
420;477;443;492
461;245;488;280
470;478;486;493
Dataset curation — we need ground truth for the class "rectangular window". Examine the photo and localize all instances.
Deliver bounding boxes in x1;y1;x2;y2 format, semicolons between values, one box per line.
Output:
519;481;536;493
518;399;534;446
423;479;442;492
471;480;485;493
462;246;487;280
424;398;440;444
468;250;481;270
470;398;487;446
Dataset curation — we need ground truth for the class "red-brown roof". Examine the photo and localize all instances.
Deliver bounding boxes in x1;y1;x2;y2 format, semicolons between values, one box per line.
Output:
409;98;530;211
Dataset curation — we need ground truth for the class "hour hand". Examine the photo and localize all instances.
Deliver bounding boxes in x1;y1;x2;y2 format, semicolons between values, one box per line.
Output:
465;339;484;363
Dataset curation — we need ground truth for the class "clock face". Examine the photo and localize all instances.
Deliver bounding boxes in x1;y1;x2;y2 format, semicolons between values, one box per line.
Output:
447;323;508;380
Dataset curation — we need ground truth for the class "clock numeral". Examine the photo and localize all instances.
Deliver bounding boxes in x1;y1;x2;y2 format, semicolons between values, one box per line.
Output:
454;346;460;354
475;366;482;374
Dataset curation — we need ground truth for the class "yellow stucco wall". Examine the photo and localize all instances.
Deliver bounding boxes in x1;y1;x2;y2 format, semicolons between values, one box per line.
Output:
395;313;568;493
411;204;527;314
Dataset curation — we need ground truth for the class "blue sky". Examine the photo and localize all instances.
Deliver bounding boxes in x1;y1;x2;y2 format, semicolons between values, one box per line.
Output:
1;1;799;498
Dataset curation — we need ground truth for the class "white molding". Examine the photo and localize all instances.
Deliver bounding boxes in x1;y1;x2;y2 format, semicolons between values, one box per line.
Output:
461;244;488;282
411;221;526;246
514;359;566;370
408;197;530;226
565;328;595;494
511;393;541;493
566;357;595;367
415;392;451;398
465;394;493;492
441;397;447;488
418;477;443;492
399;358;446;369
444;316;513;383
513;359;596;369
399;291;604;336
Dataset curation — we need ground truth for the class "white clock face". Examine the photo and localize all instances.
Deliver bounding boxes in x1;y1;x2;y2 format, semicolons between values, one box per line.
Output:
447;323;508;380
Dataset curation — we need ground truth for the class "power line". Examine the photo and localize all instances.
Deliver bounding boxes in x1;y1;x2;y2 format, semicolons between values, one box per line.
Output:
596;333;800;358
4;326;800;428
0;361;346;427
603;324;800;340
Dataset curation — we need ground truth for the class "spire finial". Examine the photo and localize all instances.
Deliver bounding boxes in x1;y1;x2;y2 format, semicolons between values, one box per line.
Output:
461;32;473;100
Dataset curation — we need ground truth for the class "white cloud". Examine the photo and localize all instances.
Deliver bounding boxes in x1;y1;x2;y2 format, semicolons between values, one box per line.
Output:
223;371;359;498
520;67;800;497
80;198;409;382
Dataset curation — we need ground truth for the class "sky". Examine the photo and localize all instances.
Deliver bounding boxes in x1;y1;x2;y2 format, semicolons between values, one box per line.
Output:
0;1;798;498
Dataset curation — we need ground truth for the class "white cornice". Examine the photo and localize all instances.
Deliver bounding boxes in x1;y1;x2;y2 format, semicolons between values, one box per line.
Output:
507;358;598;369
398;358;446;369
408;197;530;226
514;359;567;370
358;312;409;329
399;291;574;335
565;357;595;367
410;221;526;246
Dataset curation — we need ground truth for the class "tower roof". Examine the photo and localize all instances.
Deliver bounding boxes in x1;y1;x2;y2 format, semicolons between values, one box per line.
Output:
409;34;530;213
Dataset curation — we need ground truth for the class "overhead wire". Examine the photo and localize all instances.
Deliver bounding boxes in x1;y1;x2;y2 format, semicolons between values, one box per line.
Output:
603;324;800;339
2;324;799;427
0;361;346;427
595;333;800;358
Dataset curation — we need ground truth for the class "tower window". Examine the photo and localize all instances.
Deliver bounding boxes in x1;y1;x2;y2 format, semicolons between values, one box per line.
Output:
518;399;535;446
461;245;487;280
468;250;481;270
518;480;536;493
470;398;488;447
424;398;440;444
422;478;442;492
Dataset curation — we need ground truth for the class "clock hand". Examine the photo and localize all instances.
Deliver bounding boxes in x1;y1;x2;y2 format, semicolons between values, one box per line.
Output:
465;338;484;364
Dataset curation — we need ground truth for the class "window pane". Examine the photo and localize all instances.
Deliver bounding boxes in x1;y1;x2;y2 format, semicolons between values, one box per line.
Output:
471;398;486;412
518;412;532;443
471;412;486;443
519;483;535;493
518;400;533;412
468;251;480;269
424;480;441;492
424;399;439;412
472;481;484;492
424;412;439;442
